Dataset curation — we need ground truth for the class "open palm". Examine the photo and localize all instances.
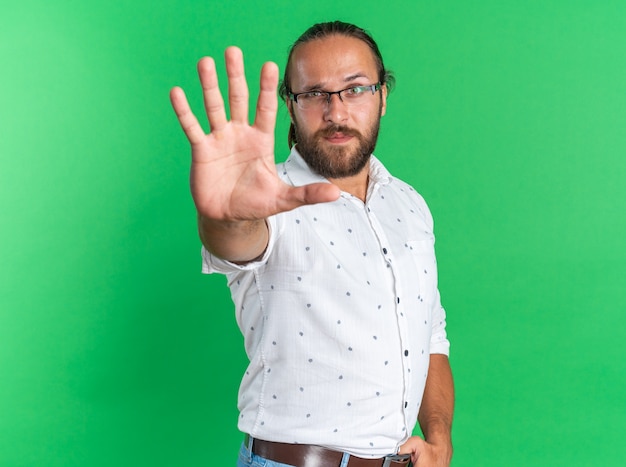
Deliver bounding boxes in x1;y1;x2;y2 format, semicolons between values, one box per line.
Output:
170;47;339;223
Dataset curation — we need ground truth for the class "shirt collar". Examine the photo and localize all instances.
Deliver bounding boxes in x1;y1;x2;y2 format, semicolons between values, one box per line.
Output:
283;146;392;189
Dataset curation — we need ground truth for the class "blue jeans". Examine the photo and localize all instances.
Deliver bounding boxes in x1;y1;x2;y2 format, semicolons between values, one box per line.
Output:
236;442;295;467
236;441;352;467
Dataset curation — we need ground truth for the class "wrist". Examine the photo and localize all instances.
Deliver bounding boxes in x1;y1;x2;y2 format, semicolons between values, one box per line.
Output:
423;423;452;448
425;429;453;462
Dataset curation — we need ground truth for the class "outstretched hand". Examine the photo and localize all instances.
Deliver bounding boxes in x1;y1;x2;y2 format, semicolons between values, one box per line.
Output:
170;47;340;224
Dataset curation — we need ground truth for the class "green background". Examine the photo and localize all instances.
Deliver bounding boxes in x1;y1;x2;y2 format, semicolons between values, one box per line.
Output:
2;0;625;465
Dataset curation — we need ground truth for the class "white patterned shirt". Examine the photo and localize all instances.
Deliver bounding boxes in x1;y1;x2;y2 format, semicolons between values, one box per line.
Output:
202;148;450;458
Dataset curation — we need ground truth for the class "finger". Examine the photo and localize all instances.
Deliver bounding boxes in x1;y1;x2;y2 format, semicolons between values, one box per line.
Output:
170;86;206;146
277;183;341;212
225;46;249;123
397;436;425;455
254;61;279;134
197;56;228;132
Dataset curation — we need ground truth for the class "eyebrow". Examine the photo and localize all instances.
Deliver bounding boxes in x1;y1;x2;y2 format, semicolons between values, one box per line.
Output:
300;73;371;92
344;72;369;82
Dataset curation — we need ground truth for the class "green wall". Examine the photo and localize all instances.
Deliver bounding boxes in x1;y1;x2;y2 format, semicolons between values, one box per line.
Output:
2;1;625;465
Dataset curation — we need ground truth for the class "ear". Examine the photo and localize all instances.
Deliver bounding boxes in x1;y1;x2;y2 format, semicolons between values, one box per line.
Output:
380;84;388;117
286;99;295;122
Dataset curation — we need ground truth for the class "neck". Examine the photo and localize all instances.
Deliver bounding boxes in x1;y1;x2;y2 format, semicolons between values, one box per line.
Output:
328;166;370;202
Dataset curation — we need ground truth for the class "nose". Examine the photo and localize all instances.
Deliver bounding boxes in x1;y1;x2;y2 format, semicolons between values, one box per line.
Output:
323;93;348;124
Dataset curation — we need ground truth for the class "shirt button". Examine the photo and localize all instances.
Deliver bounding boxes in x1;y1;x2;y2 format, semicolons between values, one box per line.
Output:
404;401;408;408
382;248;388;254
404;350;409;356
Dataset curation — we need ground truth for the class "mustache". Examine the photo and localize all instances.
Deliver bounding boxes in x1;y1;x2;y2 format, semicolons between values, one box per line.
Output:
316;125;361;138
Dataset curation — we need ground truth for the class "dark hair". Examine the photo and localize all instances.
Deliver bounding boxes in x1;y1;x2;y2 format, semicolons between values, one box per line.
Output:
279;21;395;148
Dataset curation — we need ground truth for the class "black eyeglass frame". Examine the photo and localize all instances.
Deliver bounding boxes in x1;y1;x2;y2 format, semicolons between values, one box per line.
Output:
287;83;382;107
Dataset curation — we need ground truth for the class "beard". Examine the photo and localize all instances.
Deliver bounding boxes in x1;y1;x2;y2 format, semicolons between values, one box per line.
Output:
293;108;382;179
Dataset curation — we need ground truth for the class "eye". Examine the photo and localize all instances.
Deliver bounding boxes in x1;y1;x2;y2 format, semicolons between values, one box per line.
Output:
300;91;326;100
343;86;367;97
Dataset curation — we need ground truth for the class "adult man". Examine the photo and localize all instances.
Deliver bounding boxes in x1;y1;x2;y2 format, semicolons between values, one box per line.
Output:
170;21;453;467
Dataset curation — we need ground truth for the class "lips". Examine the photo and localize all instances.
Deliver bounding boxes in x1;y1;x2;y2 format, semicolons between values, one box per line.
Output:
319;126;359;143
326;133;352;143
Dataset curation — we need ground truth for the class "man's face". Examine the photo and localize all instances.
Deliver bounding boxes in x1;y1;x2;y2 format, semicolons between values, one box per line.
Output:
287;35;387;180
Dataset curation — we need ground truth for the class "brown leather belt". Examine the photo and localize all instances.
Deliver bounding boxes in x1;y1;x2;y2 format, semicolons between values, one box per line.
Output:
248;436;411;467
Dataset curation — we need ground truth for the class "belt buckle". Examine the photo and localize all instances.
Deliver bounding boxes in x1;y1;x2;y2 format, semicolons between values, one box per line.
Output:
382;454;411;467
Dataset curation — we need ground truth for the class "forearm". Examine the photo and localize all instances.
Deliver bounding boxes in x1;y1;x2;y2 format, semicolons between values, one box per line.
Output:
198;214;269;264
418;354;454;451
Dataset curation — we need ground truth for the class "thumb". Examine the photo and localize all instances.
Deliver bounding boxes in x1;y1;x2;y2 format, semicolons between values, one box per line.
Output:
398;436;426;463
281;183;341;210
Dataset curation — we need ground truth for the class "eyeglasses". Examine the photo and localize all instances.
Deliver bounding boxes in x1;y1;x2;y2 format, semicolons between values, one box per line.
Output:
288;83;382;110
